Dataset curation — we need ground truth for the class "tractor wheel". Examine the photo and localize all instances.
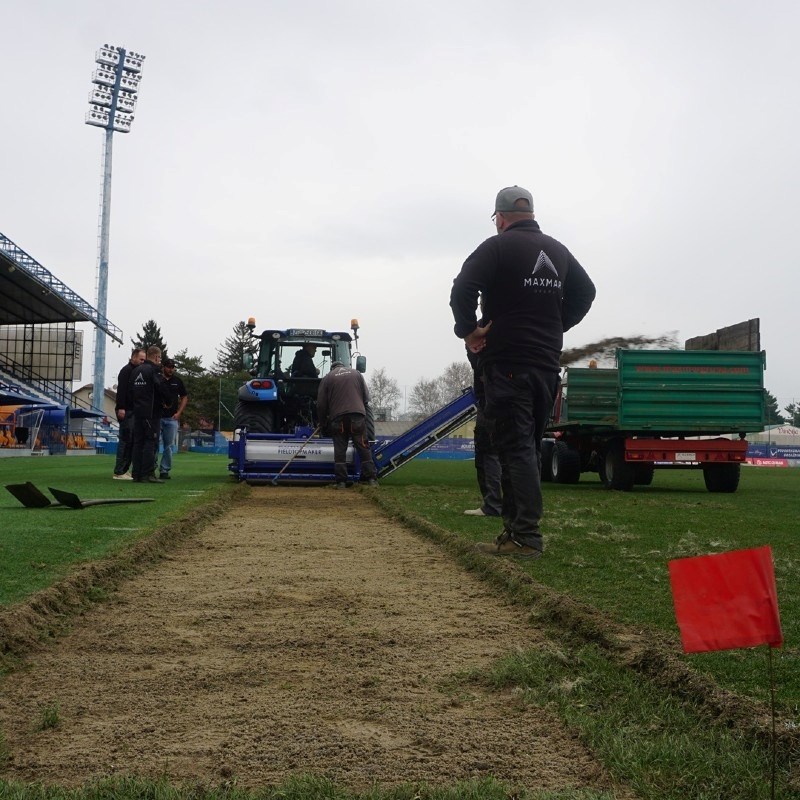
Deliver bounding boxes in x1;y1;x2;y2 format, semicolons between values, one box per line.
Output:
365;403;376;441
703;463;741;493
540;439;554;482
602;440;635;491
551;440;581;484
234;401;275;434
597;454;608;486
634;464;655;486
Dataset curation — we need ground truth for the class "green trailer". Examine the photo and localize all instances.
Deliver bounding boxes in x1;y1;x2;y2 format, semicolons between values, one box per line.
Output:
543;349;767;492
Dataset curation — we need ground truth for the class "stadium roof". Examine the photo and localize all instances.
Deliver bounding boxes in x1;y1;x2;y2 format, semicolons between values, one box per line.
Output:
0;231;122;343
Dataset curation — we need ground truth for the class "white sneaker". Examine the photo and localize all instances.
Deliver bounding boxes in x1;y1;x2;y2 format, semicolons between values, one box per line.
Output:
113;473;133;480
463;508;487;516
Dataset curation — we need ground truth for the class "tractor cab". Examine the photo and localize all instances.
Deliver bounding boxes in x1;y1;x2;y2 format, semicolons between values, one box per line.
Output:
236;321;366;435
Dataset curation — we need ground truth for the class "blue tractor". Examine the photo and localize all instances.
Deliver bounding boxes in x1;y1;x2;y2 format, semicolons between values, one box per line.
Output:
233;318;367;436
229;318;478;484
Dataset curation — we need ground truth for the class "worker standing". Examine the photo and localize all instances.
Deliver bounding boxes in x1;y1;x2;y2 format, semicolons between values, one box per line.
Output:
450;185;596;558
130;346;171;484
112;347;145;479
317;361;378;489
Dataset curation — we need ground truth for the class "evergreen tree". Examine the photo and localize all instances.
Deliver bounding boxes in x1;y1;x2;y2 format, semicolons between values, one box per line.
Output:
213;321;259;376
171;348;206;378
181;373;221;431
764;390;785;425
784;402;800;427
131;320;168;358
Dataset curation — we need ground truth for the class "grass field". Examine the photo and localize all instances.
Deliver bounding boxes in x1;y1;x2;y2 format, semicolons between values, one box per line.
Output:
0;453;797;798
379;460;800;718
0;453;234;606
1;455;797;711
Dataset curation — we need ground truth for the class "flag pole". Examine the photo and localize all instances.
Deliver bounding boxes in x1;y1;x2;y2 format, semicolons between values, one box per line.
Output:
768;644;776;800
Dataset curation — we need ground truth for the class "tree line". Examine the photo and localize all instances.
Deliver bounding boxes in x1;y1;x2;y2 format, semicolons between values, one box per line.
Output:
124;319;796;429
125;319;257;432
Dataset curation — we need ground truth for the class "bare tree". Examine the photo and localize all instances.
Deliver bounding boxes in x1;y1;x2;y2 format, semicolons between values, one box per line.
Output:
437;361;473;403
408;378;442;420
367;367;401;418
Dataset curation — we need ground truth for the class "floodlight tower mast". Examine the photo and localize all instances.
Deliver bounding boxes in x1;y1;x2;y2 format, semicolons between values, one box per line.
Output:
85;44;145;415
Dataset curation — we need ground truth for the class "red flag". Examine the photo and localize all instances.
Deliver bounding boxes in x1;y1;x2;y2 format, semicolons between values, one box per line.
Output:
668;546;782;654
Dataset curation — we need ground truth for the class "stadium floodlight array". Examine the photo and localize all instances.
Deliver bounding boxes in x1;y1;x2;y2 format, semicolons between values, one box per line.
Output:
85;44;145;134
84;44;145;417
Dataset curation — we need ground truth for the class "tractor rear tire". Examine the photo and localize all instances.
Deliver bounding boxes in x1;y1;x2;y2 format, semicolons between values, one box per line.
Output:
551;440;581;484
234;402;275;434
602;440;635;491
703;463;741;493
365;403;376;441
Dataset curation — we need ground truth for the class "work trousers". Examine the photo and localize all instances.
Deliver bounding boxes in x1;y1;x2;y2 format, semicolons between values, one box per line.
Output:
131;415;160;481
159;418;179;475
113;415;134;475
482;364;559;551
330;413;376;484
474;403;502;516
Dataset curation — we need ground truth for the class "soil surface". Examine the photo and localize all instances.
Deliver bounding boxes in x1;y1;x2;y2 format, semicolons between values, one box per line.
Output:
0;488;634;795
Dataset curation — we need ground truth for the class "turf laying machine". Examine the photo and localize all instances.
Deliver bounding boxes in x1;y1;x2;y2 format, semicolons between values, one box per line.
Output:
228;319;477;484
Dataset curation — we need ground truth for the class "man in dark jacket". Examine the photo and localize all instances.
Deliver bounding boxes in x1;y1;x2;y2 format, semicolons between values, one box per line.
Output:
290;343;320;378
130;346;171;483
450;185;596;558
112;347;145;479
317;361;377;488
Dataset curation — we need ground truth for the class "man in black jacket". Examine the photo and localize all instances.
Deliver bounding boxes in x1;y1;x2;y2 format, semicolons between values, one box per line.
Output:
450;185;596;558
112;347;145;479
290;343;320;378
130;346;171;483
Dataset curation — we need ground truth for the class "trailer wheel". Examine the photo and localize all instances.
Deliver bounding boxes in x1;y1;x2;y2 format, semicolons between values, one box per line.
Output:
598;457;607;486
703;463;740;493
634;465;655;486
234;401;275;434
603;440;635;491
540;439;554;482
551;440;581;484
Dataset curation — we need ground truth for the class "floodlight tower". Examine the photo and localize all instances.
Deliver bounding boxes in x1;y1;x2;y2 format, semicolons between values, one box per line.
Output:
85;44;145;414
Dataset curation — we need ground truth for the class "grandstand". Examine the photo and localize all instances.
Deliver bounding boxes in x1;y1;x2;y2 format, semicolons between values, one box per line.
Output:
0;231;122;456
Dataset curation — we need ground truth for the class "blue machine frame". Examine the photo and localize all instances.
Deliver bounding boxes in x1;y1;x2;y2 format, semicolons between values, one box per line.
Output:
228;388;477;484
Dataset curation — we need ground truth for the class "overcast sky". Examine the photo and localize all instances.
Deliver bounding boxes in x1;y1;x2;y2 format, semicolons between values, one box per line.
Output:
3;0;798;411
